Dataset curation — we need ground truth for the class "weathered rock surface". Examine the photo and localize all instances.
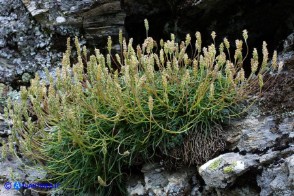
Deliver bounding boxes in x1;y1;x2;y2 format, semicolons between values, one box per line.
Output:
257;155;294;196
199;153;259;188
22;0;126;48
0;0;128;84
235;116;293;153
0;0;62;83
127;163;196;196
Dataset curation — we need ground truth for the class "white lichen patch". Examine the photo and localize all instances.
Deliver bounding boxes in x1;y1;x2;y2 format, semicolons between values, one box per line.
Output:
234;160;245;171
56;16;66;24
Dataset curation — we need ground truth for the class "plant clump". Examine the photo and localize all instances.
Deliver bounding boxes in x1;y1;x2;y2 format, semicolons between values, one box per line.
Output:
5;20;281;195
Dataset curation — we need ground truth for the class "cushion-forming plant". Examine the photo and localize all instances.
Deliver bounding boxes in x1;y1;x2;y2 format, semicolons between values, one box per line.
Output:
5;20;282;195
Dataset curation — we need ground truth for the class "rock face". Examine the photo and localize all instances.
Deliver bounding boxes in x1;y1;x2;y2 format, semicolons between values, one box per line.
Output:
1;0;294;84
0;0;126;84
257;155;294;196
22;0;126;46
231;116;294;153
0;0;61;83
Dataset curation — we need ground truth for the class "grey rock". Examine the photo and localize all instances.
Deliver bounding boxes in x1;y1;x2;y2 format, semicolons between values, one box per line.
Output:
22;0;126;47
190;175;201;196
259;146;294;165
127;163;196;196
0;153;26;182
24;1;48;17
7;91;20;102
257;154;294;196
198;153;259;188
227;115;293;153
237;116;278;152
0;129;11;137
279;117;294;135
0;0;60;83
0;0;129;84
0;144;47;196
288;155;294;186
127;180;145;196
283;33;294;52
0;183;21;196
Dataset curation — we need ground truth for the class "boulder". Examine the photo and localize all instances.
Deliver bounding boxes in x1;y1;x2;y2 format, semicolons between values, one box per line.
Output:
198;153;259;188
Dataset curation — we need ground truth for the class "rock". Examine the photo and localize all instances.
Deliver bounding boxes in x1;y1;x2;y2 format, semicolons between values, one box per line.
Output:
202;186;260;196
199;152;259;188
127;163;196;196
257;154;294;196
0;153;26;182
288;156;294;186
226;115;294;153
22;0;126;48
237;116;277;152
23;1;48;17
0;0;60;83
0;183;21;196
259;147;294;165
0;129;10;137
82;1;125;47
283;33;294;52
279;117;294;134
127;180;145;196
0;143;47;196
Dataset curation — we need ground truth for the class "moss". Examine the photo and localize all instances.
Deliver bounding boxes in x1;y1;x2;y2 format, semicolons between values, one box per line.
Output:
209;158;222;170
223;162;237;173
223;166;234;173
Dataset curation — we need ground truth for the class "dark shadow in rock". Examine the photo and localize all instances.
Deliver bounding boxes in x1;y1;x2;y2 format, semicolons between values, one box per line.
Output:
225;167;262;195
